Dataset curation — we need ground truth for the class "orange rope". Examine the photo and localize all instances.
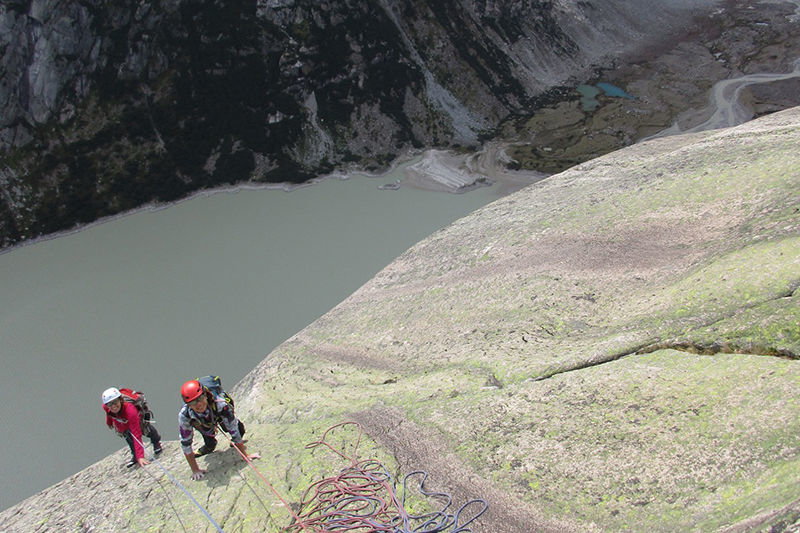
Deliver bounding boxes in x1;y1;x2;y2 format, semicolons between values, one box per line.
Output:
213;424;311;532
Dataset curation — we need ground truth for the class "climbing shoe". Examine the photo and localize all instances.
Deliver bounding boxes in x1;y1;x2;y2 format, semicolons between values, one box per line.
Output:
126;458;137;468
153;444;163;455
194;443;216;457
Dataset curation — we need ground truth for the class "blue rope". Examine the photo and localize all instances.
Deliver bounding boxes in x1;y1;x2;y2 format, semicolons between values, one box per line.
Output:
130;432;225;532
149;457;225;533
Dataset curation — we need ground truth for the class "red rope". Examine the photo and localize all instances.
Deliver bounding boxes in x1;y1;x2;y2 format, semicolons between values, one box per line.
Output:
214;425;311;532
286;422;412;532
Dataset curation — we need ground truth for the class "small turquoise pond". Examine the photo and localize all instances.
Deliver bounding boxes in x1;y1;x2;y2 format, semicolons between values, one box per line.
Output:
577;82;635;111
596;82;635;99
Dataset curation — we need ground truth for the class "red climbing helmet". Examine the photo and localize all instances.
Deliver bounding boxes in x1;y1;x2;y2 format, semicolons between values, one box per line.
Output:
181;380;204;403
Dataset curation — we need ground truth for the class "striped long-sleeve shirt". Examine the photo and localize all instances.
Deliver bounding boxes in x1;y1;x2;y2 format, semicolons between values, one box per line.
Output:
178;393;243;454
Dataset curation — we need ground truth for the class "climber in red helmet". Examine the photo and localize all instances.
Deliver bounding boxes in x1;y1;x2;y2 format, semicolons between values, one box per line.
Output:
178;377;259;480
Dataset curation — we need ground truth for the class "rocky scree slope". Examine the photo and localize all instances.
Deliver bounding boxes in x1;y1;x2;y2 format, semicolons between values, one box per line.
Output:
0;0;718;248
2;105;799;532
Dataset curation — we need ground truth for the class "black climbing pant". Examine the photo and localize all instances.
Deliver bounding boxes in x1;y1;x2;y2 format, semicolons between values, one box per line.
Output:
124;424;161;460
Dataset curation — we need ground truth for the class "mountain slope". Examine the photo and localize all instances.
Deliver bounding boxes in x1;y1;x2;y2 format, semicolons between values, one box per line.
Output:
0;0;719;247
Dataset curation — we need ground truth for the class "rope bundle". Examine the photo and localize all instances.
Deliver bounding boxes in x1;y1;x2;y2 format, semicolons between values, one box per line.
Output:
285;423;487;532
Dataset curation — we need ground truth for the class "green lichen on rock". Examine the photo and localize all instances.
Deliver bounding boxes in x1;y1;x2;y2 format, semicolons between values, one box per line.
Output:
431;349;800;531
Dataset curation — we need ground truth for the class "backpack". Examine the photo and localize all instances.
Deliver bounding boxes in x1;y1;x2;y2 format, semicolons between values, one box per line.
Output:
189;376;245;437
197;375;235;412
119;387;154;424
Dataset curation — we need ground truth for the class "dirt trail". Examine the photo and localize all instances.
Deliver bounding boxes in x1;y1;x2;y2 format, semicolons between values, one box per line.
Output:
351;407;596;533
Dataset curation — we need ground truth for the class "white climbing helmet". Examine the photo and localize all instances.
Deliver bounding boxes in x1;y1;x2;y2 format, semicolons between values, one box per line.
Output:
102;387;122;404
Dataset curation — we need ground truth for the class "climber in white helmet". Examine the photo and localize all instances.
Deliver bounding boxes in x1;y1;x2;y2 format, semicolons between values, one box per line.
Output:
102;386;162;468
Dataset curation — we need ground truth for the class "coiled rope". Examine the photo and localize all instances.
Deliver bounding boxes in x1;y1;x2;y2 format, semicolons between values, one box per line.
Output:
284;422;488;533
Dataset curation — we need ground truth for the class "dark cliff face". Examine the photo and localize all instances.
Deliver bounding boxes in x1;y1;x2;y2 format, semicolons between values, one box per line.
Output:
0;0;715;248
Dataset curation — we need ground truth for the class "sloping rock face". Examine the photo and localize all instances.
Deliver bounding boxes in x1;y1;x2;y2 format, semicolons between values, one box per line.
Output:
0;0;717;247
3;106;798;532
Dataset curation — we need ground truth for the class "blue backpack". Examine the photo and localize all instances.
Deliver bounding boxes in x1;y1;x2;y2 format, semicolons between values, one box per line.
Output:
197;375;234;411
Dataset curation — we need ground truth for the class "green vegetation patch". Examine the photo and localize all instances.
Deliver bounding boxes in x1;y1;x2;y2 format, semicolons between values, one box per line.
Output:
677;291;800;356
650;237;800;330
426;349;800;531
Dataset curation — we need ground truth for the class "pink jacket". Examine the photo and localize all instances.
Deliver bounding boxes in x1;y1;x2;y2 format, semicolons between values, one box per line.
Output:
103;401;145;460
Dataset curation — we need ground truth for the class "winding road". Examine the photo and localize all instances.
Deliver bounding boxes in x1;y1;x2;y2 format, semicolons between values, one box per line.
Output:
641;57;800;141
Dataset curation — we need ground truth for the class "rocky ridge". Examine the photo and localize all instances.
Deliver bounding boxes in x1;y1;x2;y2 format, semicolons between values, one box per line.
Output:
2;105;798;532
